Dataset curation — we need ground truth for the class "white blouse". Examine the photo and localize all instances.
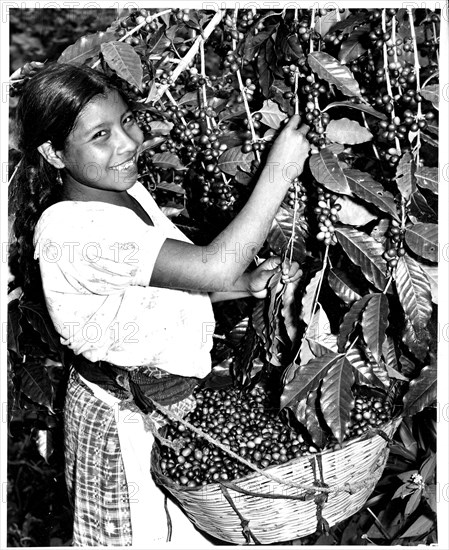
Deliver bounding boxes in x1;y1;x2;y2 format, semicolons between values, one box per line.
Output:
33;181;215;379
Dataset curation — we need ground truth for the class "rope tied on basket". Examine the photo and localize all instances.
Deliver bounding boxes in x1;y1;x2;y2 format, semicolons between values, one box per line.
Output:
148;395;399;496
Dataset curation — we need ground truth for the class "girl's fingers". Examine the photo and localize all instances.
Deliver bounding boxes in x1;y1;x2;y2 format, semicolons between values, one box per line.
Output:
285;113;301;128
281;260;303;282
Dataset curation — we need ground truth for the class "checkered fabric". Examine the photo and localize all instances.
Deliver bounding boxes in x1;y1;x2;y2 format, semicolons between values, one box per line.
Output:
65;370;133;546
64;369;197;546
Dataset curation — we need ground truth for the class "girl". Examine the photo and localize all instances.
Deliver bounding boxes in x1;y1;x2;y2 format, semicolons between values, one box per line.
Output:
10;62;310;547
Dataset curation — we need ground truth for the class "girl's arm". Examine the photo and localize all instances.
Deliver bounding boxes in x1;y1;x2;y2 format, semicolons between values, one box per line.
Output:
149;115;309;294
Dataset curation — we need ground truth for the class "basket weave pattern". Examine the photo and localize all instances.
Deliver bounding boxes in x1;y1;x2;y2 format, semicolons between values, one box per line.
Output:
152;416;402;544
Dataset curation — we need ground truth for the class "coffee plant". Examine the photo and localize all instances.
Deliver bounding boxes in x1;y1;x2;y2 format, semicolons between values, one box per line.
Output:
8;6;440;544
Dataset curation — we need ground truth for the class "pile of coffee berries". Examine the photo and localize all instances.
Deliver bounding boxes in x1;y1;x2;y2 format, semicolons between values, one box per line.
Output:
314;191;341;246
346;392;392;438
159;385;318;487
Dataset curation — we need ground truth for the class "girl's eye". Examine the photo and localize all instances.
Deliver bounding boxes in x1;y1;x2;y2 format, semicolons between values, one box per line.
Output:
123;114;136;124
92;130;108;140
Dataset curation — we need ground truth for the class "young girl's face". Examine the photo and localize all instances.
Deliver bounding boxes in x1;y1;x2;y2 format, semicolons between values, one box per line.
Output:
60;89;143;197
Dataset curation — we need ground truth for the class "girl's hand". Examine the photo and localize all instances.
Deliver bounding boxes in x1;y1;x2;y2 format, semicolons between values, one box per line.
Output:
265;114;311;184
247;256;303;299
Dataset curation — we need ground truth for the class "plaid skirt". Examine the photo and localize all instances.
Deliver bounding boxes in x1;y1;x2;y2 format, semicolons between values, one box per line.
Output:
64;369;198;546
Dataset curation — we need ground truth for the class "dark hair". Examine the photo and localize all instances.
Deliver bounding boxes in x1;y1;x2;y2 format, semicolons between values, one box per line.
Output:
9;62;125;297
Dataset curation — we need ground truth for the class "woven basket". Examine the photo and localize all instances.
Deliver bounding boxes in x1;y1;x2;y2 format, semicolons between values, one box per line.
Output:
151;416;402;545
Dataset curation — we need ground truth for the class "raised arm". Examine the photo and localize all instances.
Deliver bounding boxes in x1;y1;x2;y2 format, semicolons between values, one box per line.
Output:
149;115;310;293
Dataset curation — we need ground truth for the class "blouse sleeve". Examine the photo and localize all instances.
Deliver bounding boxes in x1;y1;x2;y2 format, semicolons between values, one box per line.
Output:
34;204;166;295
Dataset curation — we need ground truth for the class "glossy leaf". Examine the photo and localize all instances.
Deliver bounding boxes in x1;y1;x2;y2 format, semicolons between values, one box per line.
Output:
19;301;62;354
152;152;186;171
300;269;323;326
258;39;275;97
233;323;261;388
370;219;390;245
424;485;437;514
345;169;399;220
227;317;249;346
255;99;288;130
327;12;370;36
415;166;438;195
20;364;54;411
157;181;185;195
320;355;355;443
140;136;166;151
338;294;372;352
306;390;328;449
346;347;386;389
395;255;433;332
252;300;268;348
308;148;351;194
178;91;200;105
421;132;438;148
322;101;387;120
369;356;390;388
308;51;361;97
403;362;437;416
101;42;143;91
426;122;438;135
420;453;436;483
328;268;362;306
335;227;389;291
307;334;338;358
243;26;277;61
334;195;378;226
396;152;415;200
275;23;298;61
281;351;340;410
408;190;437;223
281;278;300;344
382;336;399;371
299;307;332;365
149;121;173;135
402;318;430;362
405;488;423;516
361;293;389;363
404;223;438;262
326;118;372;145
266;273;285;367
420;84;439;107
218;146;255;175
316;9;349;36
269;79;295;115
267;205;308;263
147;26;171;55
338;27;369;63
419;264;438;304
58;31;116;64
8;298;23;358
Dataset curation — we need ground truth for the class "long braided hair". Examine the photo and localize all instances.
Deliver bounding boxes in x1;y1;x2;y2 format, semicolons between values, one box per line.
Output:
9;62;125;300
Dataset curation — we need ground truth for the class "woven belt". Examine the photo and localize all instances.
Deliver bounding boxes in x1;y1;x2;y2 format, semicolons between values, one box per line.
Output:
71;354;199;414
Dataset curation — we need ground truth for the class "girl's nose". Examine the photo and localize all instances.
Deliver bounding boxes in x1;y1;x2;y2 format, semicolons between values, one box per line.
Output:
116;126;142;154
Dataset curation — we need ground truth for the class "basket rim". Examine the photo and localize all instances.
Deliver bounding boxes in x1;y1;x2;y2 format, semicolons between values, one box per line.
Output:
152;415;403;494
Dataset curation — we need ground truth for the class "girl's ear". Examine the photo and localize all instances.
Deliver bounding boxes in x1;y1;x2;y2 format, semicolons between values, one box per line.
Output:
37;142;66;169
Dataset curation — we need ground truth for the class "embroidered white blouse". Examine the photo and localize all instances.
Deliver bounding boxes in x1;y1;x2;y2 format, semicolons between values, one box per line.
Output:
33;181;215;379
